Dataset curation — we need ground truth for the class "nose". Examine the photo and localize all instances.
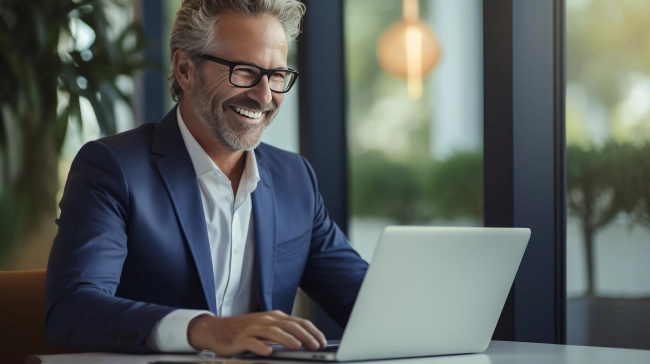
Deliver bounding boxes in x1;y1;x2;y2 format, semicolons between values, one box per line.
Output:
245;74;273;107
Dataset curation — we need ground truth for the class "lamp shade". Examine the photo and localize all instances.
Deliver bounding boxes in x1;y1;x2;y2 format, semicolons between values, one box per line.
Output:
376;20;441;79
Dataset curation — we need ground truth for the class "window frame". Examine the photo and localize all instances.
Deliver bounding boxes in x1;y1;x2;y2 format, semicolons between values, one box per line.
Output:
299;0;567;343
484;0;566;343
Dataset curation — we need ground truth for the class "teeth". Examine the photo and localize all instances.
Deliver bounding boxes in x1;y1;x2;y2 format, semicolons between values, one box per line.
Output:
234;106;262;119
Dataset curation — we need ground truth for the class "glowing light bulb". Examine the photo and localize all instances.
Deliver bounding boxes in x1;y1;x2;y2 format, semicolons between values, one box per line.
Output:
376;0;441;99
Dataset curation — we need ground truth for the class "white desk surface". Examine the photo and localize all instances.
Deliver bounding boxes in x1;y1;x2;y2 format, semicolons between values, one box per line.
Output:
30;340;650;364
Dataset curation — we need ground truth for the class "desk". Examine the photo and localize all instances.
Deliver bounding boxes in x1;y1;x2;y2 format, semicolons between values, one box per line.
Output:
29;341;650;364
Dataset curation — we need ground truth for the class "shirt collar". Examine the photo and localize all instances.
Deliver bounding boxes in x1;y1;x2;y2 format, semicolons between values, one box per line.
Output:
176;106;261;186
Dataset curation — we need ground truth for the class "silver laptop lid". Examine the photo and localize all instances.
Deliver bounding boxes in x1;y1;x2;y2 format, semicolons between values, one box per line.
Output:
337;226;530;361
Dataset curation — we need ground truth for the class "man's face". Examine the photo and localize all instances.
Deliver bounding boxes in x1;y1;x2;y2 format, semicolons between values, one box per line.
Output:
191;13;288;151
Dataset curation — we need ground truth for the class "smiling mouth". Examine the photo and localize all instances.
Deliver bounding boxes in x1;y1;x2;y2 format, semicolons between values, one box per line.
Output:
230;105;263;120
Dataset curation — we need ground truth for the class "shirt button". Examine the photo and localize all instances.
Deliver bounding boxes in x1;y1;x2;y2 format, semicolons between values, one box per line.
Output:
226;195;233;202
225;299;232;307
234;247;242;255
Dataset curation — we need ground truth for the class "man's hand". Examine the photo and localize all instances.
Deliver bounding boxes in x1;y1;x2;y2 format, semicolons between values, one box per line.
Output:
187;310;328;356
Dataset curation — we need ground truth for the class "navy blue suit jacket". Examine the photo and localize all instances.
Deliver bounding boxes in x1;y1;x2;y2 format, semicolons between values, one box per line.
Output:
45;107;368;353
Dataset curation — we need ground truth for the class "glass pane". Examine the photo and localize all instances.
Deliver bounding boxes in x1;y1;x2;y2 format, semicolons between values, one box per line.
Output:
566;0;650;349
345;0;483;262
259;44;300;153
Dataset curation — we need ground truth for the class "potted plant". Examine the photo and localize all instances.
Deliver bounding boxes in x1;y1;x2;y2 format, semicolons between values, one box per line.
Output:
566;142;650;349
0;0;150;263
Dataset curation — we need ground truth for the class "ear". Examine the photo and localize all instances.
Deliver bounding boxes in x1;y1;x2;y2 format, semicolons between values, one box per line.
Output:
173;50;196;95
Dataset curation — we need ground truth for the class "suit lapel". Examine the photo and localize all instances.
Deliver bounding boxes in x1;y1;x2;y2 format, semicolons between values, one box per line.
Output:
251;153;276;311
152;107;217;314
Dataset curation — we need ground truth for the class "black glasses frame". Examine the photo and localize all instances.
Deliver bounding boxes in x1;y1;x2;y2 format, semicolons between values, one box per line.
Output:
199;55;299;93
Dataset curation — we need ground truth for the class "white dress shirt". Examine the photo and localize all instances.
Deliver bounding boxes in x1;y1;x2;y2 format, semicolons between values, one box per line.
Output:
146;107;260;352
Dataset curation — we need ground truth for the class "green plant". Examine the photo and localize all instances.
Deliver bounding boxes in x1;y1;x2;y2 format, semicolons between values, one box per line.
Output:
632;144;650;227
350;151;428;224
0;0;150;259
351;144;650;298
567;142;650;297
426;151;483;221
350;150;483;224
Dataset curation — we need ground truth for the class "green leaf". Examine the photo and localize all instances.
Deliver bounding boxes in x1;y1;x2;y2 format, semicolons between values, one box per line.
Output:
117;23;149;57
0;144;5;196
68;94;83;132
33;5;49;53
62;0;95;15
0;103;23;184
22;60;43;128
54;107;70;153
1;0;156;254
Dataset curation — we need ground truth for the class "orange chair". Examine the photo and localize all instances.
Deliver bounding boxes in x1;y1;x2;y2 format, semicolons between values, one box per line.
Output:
0;270;69;364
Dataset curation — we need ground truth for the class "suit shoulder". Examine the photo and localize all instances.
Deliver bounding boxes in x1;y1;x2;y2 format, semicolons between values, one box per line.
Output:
94;123;156;157
255;143;305;166
255;143;316;185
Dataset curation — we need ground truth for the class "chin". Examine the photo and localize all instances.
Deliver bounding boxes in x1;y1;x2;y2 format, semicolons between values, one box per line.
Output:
215;129;264;152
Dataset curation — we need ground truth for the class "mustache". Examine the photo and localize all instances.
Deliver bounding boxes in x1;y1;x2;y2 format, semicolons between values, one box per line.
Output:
225;95;276;113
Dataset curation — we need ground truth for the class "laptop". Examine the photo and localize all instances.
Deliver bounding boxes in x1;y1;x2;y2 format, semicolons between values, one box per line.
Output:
262;226;530;361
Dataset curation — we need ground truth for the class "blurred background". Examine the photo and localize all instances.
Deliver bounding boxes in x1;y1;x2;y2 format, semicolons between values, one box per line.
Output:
1;0;649;351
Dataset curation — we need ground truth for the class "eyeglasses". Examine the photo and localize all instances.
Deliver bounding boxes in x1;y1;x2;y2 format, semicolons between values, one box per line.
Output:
199;55;299;93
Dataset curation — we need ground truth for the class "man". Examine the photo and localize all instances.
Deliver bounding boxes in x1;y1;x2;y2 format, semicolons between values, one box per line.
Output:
45;0;368;356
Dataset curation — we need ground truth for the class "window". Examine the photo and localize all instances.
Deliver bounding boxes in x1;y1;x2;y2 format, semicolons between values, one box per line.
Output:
345;0;483;261
566;0;650;349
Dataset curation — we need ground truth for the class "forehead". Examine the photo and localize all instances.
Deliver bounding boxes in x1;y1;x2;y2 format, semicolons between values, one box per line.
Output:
210;13;288;67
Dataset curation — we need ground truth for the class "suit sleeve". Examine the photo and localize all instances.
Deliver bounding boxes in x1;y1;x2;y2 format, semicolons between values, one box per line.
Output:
297;156;369;328
45;141;176;353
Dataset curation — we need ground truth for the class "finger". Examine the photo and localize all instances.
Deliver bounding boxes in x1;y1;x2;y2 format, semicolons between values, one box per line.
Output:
252;326;302;350
263;311;326;347
283;316;327;348
243;338;274;356
268;309;289;318
259;311;322;349
277;320;322;350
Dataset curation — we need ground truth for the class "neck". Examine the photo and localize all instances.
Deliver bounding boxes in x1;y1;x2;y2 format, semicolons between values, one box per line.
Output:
178;100;246;188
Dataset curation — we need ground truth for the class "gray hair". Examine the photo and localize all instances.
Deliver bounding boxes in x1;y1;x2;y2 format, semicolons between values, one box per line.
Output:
169;0;306;102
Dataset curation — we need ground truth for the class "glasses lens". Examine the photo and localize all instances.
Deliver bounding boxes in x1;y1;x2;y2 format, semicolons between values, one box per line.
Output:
269;71;296;93
231;65;262;87
231;64;296;92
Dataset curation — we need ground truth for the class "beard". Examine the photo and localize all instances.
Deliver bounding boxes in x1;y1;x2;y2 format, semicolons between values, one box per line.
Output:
190;70;279;152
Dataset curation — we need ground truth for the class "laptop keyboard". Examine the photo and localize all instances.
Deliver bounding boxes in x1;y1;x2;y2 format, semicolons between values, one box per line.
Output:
267;344;339;353
319;345;339;352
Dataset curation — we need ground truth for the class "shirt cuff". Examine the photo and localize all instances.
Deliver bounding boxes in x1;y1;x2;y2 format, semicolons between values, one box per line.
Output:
146;309;214;352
